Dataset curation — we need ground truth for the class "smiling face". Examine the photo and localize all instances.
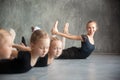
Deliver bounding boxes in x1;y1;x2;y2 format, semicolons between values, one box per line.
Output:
86;21;97;35
49;40;63;58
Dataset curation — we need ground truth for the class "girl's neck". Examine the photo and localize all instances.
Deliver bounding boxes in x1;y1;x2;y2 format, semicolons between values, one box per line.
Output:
48;53;54;59
30;51;39;59
48;52;54;65
87;33;95;45
87;33;94;38
30;51;39;67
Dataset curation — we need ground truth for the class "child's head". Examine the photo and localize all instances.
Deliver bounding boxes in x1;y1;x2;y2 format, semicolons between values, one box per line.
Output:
49;37;63;58
0;29;13;59
86;20;98;35
30;30;50;57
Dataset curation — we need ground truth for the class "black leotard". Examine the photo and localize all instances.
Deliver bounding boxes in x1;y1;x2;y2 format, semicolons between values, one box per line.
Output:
0;51;32;74
57;35;95;59
34;54;48;67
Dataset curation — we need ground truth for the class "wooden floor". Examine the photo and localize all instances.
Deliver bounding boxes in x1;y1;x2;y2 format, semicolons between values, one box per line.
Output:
0;54;120;80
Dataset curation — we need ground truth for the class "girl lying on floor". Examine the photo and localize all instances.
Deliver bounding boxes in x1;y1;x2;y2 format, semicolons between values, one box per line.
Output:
0;29;50;74
52;20;98;59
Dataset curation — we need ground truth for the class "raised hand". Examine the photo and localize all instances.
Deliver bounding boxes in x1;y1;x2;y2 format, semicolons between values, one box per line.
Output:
51;21;59;35
63;23;69;34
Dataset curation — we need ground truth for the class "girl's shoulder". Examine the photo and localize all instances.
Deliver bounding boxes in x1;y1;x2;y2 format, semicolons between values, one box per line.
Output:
81;34;88;41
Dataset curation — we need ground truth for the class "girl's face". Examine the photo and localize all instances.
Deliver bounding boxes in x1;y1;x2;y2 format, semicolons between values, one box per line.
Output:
87;22;97;35
0;36;13;59
49;40;62;58
31;38;50;57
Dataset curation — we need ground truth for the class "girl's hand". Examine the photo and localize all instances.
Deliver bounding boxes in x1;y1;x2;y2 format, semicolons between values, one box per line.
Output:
63;23;69;34
51;21;59;34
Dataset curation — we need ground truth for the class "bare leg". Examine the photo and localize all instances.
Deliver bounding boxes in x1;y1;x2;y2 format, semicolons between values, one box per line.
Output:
51;21;59;35
63;23;69;34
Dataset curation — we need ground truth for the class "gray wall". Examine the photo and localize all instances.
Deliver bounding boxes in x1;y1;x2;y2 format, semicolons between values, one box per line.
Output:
0;0;120;54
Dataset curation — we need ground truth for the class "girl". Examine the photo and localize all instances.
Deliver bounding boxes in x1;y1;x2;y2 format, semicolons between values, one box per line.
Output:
0;30;50;74
47;21;68;64
33;22;68;66
51;20;97;59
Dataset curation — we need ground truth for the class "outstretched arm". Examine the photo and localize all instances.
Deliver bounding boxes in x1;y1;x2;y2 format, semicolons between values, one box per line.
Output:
10;43;31;59
51;22;83;41
10;49;18;59
12;43;31;51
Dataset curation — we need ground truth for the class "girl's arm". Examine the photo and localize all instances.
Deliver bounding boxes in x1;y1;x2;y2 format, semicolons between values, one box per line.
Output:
12;43;31;51
51;21;83;41
10;49;18;59
11;44;31;59
11;43;31;59
57;32;82;40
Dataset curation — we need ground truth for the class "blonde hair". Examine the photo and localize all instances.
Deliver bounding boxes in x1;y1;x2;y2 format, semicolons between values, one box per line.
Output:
30;30;49;44
9;28;16;41
50;37;62;45
0;28;11;45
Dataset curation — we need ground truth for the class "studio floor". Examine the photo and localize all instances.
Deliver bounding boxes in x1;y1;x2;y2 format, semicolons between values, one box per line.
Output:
0;54;120;80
